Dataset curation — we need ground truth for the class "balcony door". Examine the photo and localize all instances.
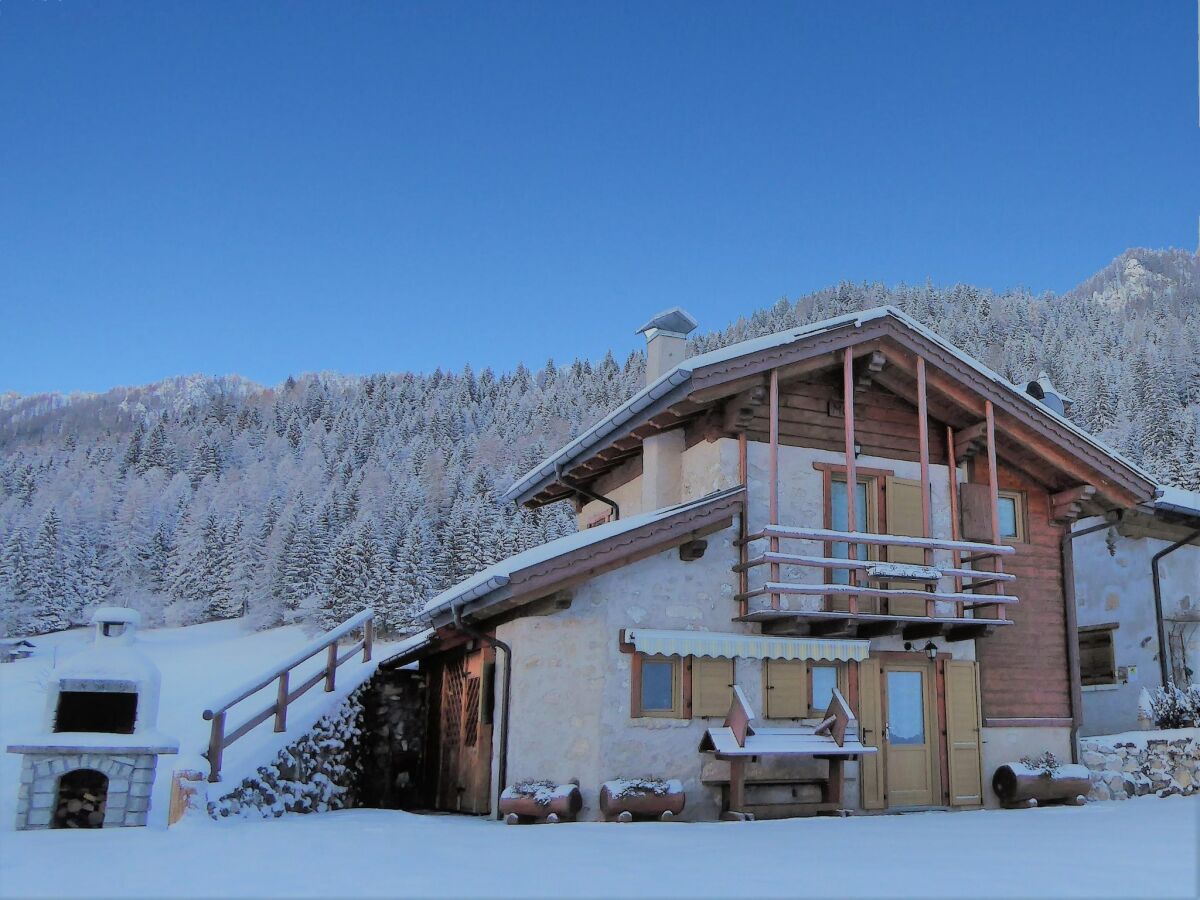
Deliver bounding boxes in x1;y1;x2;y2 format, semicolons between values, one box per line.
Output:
828;476;878;613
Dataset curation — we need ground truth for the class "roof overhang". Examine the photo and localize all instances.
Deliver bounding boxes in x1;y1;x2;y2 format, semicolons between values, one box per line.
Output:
426;486;745;631
506;308;1157;511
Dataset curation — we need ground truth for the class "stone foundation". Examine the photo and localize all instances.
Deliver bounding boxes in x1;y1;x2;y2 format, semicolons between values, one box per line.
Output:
15;751;158;829
1082;729;1200;801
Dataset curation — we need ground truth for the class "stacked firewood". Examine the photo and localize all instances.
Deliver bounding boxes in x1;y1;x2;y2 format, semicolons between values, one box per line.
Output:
53;786;107;828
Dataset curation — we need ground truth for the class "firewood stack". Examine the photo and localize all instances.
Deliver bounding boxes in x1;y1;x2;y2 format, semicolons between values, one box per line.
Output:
52;776;108;828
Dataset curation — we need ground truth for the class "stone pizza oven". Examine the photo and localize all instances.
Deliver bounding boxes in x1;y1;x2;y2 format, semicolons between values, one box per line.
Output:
7;608;179;830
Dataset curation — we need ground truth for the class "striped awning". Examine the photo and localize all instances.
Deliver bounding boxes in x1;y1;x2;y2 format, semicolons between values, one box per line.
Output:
623;628;869;662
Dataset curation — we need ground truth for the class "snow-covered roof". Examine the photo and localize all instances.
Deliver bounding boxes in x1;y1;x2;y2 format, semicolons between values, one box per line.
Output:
423;486;744;619
504;306;1157;505
1153;485;1200;519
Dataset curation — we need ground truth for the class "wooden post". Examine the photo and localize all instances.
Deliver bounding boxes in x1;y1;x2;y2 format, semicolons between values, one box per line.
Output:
826;757;845;808
946;425;964;618
842;349;858;616
728;756;746;815
274;671;289;732
738;432;749;618
916;358;934;617
769;370;780;611
325;641;338;692
207;712;225;783
984;400;1006;618
363;617;374;663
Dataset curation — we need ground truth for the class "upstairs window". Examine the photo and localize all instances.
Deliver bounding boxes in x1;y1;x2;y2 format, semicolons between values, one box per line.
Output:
997;491;1027;543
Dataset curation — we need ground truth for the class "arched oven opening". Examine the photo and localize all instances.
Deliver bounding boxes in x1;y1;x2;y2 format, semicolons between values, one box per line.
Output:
52;769;108;829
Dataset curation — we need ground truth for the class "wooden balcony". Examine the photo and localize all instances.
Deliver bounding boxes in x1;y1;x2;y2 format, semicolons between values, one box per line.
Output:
733;526;1017;641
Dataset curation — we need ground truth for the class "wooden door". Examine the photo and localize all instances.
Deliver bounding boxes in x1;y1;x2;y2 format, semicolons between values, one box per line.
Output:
882;661;938;808
944;660;984;807
434;648;494;814
856;659;885;810
885;477;927;616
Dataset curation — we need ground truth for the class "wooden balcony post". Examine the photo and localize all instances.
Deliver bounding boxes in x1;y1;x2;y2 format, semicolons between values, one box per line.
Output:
738;432;749;618
363;617;374;663
984;400;1006;619
769;370;780;610
325;641;338;692
916;358;934;617
842;348;858;615
946;425;964;618
274;670;289;732
207;711;226;783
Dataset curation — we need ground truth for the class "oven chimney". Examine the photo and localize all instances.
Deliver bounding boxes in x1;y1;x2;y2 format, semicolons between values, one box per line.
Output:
635;307;697;512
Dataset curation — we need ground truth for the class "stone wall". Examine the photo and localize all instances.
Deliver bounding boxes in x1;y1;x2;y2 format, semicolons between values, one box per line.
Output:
207;684;367;820
1082;729;1200;801
16;750;159;829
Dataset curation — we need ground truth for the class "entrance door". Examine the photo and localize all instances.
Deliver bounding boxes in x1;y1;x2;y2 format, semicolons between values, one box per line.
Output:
882;662;937;808
433;647;494;814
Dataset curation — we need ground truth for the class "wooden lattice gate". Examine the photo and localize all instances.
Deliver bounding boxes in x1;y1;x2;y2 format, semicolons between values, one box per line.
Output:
431;646;494;814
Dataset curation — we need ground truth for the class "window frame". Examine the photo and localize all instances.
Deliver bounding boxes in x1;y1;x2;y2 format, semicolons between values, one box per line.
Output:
807;662;848;718
1078;623;1119;687
630;652;689;718
996;490;1027;544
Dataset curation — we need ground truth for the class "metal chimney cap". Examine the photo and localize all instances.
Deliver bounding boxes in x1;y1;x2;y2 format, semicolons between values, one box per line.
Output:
635;307;698;338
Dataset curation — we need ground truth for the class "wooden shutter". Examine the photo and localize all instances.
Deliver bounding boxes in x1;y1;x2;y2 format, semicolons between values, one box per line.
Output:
944;660;984;807
764;658;806;719
959;483;994;542
1079;627;1117;686
692;657;733;717
885;476;927;615
857;658;885;810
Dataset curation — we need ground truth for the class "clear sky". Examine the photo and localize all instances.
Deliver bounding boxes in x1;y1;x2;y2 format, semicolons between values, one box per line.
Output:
1;1;1196;396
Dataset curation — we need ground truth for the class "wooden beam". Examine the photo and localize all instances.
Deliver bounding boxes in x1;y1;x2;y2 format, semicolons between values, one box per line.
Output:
854;620;902;639
721;383;769;433
809;618;854;637
902;623;945;641
984;399;1006;619
917;357;934;617
946;424;964;614
945;623;994;642
843;348;858;616
769;368;780;610
1050;485;1099;525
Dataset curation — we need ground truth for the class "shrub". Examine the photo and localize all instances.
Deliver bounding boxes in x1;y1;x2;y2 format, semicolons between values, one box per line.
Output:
1146;683;1200;729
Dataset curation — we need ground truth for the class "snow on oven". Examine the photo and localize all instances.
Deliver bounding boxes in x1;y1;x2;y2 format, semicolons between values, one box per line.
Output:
7;608;179;830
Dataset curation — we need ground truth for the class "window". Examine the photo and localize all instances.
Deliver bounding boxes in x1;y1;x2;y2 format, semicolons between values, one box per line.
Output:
632;654;684;718
1079;624;1118;686
997;491;1026;543
830;476;877;584
810;665;840;715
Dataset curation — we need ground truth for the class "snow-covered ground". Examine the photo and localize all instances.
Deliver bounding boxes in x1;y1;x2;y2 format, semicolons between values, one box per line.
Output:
0;618;391;829
0;796;1195;898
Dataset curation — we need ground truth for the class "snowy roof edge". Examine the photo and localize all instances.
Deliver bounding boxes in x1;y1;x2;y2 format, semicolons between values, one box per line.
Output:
422;485;745;620
503;305;1157;504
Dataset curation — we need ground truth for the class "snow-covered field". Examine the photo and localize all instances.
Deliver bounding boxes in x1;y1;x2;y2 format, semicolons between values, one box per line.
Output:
0;619;389;829
1;622;1197;898
0;796;1195;898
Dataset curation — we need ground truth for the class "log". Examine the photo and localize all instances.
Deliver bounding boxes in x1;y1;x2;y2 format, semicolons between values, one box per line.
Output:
497;782;583;823
599;780;686;822
991;763;1092;809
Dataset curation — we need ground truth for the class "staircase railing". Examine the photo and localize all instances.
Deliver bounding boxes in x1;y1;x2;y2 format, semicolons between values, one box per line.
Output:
201;608;374;782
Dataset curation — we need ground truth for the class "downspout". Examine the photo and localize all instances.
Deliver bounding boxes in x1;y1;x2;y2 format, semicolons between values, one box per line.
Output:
556;462;619;521
1061;512;1121;762
452;602;511;821
1151;528;1200;689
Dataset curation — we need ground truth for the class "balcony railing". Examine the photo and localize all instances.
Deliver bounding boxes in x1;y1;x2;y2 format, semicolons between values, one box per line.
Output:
733;526;1017;640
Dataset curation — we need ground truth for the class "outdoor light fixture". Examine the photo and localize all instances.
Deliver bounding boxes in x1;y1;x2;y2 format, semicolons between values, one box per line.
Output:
924;641;937;659
854;442;862;458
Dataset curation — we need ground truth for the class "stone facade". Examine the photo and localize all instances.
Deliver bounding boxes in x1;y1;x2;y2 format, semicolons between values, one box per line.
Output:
1081;729;1200;801
207;684;367;820
15;751;158;829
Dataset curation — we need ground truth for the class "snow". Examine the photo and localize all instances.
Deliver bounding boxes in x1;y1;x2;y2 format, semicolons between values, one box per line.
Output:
0;797;1195;898
0;618;402;829
866;562;941;580
1005;762;1091;780
1084;727;1200;750
1155;485;1200;517
423;485;743;616
602;778;683;798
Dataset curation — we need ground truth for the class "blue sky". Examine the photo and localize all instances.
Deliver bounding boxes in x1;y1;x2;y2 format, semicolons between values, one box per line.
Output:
1;1;1196;395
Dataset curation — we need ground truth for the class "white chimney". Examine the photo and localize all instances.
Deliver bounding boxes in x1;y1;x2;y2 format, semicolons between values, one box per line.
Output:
636;308;697;511
636;307;698;385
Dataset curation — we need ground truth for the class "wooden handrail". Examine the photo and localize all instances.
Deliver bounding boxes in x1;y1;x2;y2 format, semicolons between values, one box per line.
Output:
737;526;1014;556
734;552;1017;582
202;609;374;782
736;583;1020;605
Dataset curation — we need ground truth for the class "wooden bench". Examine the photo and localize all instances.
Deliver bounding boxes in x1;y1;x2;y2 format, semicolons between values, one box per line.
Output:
698;686;875;821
